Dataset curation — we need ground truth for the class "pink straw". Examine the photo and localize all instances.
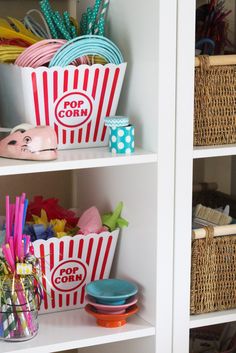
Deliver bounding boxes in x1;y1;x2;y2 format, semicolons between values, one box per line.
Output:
20;192;26;204
2;244;15;272
14;197;20;260
10;204;15;237
17;202;24;260
9;237;15;260
14;197;20;239
5;195;10;243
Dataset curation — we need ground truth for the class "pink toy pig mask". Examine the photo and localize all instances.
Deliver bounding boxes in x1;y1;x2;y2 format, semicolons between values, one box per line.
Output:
0;124;58;161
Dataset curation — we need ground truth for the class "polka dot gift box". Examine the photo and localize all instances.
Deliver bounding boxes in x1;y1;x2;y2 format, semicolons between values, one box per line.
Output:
104;116;135;154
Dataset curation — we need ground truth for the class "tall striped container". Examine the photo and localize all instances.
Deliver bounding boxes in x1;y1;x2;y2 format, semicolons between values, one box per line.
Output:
32;229;119;313
0;63;126;149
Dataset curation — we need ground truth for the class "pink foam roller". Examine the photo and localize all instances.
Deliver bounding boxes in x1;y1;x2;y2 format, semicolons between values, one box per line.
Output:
15;39;90;68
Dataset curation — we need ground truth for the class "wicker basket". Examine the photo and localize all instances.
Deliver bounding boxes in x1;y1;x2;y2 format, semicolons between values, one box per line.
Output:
190;225;236;314
194;55;236;146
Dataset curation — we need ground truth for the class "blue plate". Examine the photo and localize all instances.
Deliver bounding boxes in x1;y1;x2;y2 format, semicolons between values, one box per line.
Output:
86;279;138;305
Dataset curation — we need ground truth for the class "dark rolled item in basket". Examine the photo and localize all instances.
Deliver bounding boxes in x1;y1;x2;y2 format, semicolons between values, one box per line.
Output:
193;189;236;219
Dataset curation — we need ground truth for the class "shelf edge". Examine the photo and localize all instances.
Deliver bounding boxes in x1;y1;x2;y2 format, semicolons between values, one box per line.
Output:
190;310;236;329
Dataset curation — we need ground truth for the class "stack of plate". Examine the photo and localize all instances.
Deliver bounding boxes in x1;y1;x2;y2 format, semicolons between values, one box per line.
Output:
85;278;139;328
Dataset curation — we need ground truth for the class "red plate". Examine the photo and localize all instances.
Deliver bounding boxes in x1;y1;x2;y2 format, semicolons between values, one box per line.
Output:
85;304;139;328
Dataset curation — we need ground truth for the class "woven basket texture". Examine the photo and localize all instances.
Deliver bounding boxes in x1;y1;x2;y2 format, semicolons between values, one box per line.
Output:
194;56;236;146
191;234;236;314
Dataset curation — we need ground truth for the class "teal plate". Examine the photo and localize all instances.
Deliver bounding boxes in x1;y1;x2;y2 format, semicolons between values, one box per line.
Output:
86;279;138;305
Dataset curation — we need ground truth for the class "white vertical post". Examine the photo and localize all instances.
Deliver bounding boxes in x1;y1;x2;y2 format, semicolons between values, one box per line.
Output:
172;0;196;352
156;0;177;352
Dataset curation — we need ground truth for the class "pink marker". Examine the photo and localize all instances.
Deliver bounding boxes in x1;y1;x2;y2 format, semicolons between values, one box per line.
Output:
20;193;26;204
9;236;15;260
14;196;20;239
10;204;15;237
2;243;15;272
17;202;24;260
5;195;10;243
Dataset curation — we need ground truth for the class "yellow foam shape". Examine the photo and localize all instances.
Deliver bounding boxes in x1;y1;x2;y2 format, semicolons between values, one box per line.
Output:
0;45;24;52
0;55;19;62
0;18;13;30
0;45;24;62
7;17;43;41
0;17;43;45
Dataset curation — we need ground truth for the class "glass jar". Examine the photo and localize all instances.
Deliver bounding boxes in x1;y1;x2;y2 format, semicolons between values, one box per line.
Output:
0;275;40;341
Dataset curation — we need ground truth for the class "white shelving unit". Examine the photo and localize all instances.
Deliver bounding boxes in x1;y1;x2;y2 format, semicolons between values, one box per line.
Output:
173;1;236;353
0;0;177;353
0;147;157;176
1;309;155;353
193;145;236;159
190;309;236;329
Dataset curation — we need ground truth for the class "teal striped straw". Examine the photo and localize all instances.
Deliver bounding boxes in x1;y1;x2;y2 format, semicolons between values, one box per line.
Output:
98;17;105;36
80;0;110;36
71;26;77;38
53;11;72;40
80;13;87;35
63;11;77;38
87;7;93;35
39;0;58;38
63;11;72;33
94;0;110;35
90;0;102;33
100;0;110;19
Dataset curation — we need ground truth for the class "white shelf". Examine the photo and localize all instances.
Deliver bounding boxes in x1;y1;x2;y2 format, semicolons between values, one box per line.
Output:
0;147;157;176
193;144;236;159
1;309;155;353
190;309;236;329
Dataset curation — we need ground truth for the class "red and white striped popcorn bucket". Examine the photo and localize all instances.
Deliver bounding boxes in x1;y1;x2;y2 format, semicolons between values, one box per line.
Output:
32;229;119;313
0;63;126;149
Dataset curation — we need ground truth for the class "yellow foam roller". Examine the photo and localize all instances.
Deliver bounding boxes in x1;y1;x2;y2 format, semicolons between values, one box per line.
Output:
16;263;33;275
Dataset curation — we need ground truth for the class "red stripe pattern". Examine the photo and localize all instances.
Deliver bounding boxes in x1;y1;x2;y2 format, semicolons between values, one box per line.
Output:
31;73;41;126
33;230;119;313
101;68;120;141
93;68;110;142
43;72;50;125
39;244;48;310
30;65;126;149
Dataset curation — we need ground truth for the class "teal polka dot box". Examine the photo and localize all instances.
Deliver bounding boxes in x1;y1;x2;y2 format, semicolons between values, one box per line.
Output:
104;116;135;154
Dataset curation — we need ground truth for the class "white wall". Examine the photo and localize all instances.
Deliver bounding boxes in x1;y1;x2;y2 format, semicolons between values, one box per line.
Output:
0;171;73;213
204;157;232;194
0;0;72;17
193;157;232;195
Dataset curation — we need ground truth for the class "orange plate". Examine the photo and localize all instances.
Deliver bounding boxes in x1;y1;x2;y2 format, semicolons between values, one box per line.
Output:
85;304;139;328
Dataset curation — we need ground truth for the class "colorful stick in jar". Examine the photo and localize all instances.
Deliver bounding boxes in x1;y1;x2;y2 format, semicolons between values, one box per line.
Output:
2;291;17;338
12;293;30;337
